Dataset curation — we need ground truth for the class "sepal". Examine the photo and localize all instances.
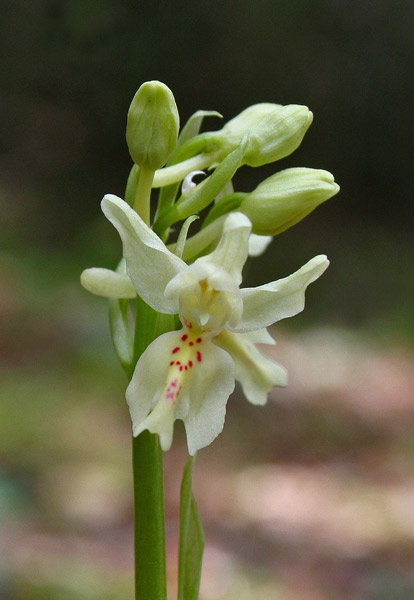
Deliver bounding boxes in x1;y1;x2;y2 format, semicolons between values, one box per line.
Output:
80;267;136;298
101;194;186;313
234;255;330;332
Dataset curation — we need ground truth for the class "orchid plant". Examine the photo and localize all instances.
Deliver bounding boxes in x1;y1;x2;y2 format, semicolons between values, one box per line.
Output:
81;81;339;600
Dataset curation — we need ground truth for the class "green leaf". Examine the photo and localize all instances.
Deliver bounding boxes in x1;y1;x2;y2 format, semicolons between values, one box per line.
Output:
109;298;134;378
178;455;205;600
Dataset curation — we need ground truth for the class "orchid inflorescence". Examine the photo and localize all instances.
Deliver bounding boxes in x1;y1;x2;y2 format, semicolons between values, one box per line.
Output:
81;80;339;455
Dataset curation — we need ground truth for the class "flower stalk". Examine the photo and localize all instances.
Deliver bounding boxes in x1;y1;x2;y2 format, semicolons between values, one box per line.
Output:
134;166;154;225
132;431;166;600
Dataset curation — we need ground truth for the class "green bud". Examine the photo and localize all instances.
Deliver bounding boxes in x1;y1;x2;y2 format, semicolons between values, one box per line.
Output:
126;80;179;170
243;105;313;167
240;167;339;235
213;103;281;156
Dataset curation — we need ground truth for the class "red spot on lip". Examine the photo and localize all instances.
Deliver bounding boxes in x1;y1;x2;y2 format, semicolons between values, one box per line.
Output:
197;351;202;362
185;365;188;370
189;361;193;367
170;361;174;366
179;366;184;371
181;334;188;341
172;347;180;354
196;337;202;343
189;341;194;346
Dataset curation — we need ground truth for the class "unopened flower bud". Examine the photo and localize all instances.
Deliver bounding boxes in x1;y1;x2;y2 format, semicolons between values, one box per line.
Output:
243;105;313;167
214;103;281;156
240;167;339;235
126;80;179;170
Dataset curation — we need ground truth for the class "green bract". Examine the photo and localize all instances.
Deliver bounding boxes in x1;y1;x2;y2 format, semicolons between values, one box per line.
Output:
126;80;179;170
81;195;329;454
240;167;340;235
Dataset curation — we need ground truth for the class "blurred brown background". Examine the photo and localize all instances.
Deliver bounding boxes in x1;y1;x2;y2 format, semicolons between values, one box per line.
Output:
1;1;413;598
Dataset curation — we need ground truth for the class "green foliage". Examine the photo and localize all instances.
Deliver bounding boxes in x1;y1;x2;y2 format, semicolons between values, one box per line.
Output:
178;455;204;600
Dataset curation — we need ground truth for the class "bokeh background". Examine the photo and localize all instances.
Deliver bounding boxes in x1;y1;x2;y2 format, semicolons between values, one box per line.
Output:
1;1;414;598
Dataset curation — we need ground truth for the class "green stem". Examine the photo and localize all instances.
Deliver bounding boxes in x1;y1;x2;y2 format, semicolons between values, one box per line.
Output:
133;431;167;600
132;296;168;600
134;166;154;224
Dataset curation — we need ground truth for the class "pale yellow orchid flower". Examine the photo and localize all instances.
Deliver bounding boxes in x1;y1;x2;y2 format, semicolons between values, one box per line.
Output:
81;195;329;454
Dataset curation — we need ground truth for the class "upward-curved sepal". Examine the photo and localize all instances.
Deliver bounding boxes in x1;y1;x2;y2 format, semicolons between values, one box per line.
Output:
196;212;251;286
233;255;329;332
101;194;186;313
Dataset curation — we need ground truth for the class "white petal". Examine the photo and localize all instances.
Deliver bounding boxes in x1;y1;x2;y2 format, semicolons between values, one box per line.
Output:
197;211;251;285
176;340;235;455
248;234;273;257
245;327;276;345
233;255;329;332
126;329;235;454
126;331;180;449
214;329;287;405
101;194;186;313
80;267;136;298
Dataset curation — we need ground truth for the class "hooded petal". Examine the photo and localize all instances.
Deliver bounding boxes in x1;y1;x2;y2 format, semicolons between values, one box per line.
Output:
126;329;235;454
196;211;251;285
80;267;136;298
233;255;329;332
101;194;186;313
164;260;243;332
214;329;287;405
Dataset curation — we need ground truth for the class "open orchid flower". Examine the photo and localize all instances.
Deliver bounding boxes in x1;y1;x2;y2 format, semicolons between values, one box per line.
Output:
81;194;329;454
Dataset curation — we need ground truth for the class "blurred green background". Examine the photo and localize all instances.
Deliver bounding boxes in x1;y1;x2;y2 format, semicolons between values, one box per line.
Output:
1;1;414;599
